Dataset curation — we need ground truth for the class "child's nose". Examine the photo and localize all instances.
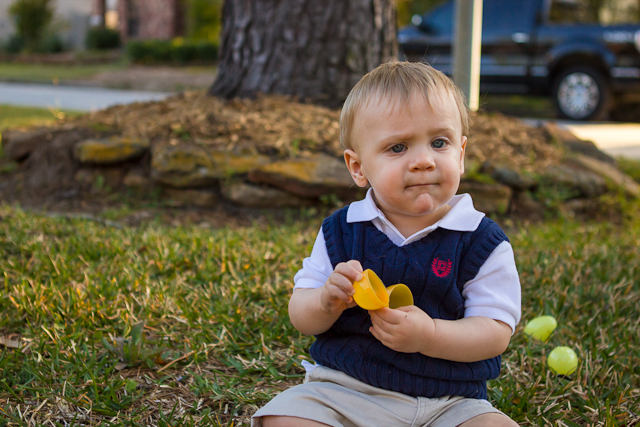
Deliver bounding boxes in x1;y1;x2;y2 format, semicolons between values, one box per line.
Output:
409;145;436;170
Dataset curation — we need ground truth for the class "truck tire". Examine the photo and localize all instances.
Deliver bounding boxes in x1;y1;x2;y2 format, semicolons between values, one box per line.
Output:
552;66;611;121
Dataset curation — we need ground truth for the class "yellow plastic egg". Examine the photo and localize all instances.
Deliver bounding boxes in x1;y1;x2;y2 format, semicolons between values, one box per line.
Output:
523;315;557;341
353;269;413;310
548;346;578;375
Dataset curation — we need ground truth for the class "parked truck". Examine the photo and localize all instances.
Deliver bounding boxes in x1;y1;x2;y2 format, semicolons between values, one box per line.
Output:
398;0;640;120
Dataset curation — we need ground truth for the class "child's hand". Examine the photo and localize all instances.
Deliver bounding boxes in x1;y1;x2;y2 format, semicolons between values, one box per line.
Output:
319;260;363;314
369;306;436;353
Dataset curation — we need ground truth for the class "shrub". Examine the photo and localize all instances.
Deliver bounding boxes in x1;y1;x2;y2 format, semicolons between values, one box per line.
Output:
3;34;26;53
126;38;218;65
86;27;122;50
36;33;64;53
8;0;54;51
186;0;222;42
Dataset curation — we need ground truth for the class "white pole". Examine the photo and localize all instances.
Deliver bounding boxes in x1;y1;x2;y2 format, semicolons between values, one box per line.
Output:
453;0;483;111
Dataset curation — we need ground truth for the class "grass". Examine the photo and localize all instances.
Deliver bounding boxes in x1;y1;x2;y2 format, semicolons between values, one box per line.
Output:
480;94;556;119
0;105;82;134
0;105;83;173
0;202;639;426
0;61;128;84
617;157;640;184
0;96;638;425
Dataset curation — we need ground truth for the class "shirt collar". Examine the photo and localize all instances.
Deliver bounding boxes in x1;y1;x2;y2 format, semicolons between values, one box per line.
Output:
347;188;485;233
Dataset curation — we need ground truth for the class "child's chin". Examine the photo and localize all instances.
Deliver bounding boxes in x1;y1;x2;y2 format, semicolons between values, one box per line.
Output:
414;201;448;216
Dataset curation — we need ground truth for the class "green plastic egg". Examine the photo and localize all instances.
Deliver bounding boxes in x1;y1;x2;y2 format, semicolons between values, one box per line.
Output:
548;346;578;376
523;315;557;341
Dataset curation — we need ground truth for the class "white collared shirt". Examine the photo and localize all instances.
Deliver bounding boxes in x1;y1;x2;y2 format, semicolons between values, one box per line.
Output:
294;189;521;333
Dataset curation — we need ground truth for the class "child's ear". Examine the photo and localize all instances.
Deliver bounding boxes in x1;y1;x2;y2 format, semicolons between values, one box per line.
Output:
459;136;467;175
344;149;369;187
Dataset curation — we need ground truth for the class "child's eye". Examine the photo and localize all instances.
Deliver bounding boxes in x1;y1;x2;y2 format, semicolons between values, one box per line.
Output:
432;139;447;149
390;144;406;153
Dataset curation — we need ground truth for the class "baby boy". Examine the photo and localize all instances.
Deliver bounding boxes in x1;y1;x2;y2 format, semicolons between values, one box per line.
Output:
253;61;521;427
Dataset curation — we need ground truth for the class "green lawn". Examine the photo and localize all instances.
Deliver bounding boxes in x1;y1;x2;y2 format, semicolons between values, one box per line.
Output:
617;157;640;184
0;62;127;84
0;203;639;426
480;94;556;119
0;104;82;134
0;105;82;171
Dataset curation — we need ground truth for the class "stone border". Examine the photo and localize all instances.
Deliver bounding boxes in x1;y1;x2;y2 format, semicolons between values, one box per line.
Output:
2;121;638;216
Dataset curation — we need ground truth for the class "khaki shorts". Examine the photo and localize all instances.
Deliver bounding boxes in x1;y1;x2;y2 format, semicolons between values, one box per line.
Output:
252;366;506;427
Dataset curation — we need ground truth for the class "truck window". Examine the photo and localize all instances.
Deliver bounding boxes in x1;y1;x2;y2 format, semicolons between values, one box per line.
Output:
482;0;538;33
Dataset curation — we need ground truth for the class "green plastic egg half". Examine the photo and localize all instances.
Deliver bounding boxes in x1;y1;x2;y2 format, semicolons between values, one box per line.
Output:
523;315;557;341
548;346;578;375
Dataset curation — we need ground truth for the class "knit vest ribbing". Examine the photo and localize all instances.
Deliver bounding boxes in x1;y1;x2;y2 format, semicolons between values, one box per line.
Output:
309;206;509;399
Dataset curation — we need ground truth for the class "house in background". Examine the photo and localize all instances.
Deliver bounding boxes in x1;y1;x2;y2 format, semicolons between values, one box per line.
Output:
0;0;184;50
92;0;184;42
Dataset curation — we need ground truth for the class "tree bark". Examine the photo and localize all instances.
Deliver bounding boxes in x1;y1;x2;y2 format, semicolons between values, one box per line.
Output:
209;0;397;108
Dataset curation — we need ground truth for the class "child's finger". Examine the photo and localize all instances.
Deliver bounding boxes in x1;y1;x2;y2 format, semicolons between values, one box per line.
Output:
334;261;363;282
369;324;394;347
325;278;355;304
369;310;397;334
370;307;403;325
345;259;364;274
328;273;355;296
325;286;353;303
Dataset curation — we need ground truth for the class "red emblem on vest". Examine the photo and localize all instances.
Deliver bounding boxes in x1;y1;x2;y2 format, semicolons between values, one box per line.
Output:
431;257;452;278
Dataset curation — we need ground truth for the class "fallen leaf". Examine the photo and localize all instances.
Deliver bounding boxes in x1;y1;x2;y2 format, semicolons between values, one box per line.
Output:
0;336;21;349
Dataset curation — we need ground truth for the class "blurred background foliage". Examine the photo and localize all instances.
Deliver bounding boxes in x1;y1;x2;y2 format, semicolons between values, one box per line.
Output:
396;0;446;26
6;0;61;53
185;0;223;42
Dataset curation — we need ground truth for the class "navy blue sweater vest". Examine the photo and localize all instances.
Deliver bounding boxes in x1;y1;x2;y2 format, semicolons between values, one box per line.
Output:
309;206;509;399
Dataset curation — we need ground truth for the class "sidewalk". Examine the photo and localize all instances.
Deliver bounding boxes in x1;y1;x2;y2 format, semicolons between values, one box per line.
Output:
0;81;170;112
561;122;640;159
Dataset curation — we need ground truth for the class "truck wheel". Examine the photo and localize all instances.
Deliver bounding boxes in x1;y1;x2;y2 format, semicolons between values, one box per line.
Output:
552;66;611;121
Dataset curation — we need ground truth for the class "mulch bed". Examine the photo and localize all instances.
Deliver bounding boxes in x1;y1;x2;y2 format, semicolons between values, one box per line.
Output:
70;90;564;172
3;90;569;225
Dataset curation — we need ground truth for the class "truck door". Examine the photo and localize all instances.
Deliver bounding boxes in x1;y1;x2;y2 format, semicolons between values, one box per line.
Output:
480;0;540;93
413;1;455;75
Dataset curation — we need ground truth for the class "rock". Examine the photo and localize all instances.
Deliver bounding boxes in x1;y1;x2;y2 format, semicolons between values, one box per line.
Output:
541;122;616;165
162;188;219;208
542;164;608;199
123;169;153;191
569;154;640;198
23;128;91;194
2;127;67;161
221;181;310;208
482;161;536;190
560;198;599;216
151;145;269;188
511;191;544;219
248;153;354;198
151;145;216;188
74;137;149;165
74;168;127;190
209;151;271;176
458;180;513;214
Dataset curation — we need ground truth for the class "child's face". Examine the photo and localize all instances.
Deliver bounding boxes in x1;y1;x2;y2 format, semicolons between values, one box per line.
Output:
344;91;467;229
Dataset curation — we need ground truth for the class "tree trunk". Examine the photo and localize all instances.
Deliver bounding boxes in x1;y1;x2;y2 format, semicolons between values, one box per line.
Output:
209;0;397;108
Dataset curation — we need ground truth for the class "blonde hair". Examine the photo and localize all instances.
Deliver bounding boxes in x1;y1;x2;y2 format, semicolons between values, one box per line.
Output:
340;61;469;150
